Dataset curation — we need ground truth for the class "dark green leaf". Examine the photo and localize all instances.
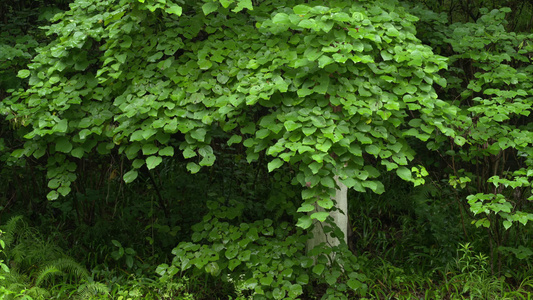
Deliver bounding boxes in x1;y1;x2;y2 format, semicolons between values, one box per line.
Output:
313;264;325;275
55;137;73;153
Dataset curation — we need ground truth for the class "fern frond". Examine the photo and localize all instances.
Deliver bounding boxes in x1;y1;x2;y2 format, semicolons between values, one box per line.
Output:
10;238;64;273
76;281;110;299
34;266;63;287
6;282;30;298
34;257;90;288
1;215;24;247
52;257;90;280
25;286;51;300
10;243;28;265
3;266;30;287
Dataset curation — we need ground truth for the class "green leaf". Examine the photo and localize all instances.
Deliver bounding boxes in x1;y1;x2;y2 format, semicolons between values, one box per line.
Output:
51;46;67;58
396;167;412;181
435;76;447;87
147;51;163;62
312;264;325;275
238;250;251;261
155;264;168;276
299;19;316;29
123;170;138;183
366;180;384;194
317;197;334;209
111;240;121;249
132;159;144;169
125;256;134;268
185;162;200;174
288;284;303;298
311;211;329;222
166;4;182;16
314;77;330;94
55;137;73;153
48;179;61;189
158;146;174;156
228;259;241;271
115;53;127;64
296;215;312;229
455;136;466;146
293;5;311;15
71;147;84;158
225;246;238;259
260;275;273;286
318;55;333;68
365;144;380;156
272;13;290;26
503;220;512;230
309;161;322;174
347;278;362;290
297;203;315;213
191;128;207;142
146;156;163;169
202;2;218;15
387;26;399;37
17;69;30;78
58;186;71;196
268;158;283;172
142;144;158;155
284;120;301;131
227;135;242;146
182;147;196;158
120;36;132;48
273;76;289;92
380;51;393;61
33;147;45;159
302;189;316;199
233;0;253;12
47;190;59;201
256;129;270;139
272;288;285;300
321;176;335;188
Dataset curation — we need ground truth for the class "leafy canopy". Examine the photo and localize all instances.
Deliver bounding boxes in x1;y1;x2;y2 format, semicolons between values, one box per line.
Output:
3;0;451;227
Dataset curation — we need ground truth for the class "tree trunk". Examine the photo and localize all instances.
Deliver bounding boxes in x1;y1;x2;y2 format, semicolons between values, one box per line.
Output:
307;176;348;262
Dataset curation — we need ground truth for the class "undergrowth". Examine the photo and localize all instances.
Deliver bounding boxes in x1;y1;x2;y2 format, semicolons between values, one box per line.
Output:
1;173;532;299
0;143;532;299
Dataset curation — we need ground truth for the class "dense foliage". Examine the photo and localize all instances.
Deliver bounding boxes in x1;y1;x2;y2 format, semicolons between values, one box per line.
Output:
1;0;533;299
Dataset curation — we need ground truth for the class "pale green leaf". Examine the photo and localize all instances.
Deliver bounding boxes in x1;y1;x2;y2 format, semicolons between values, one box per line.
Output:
47;190;59;201
268;158;283;172
158;146;174;156
17;69;30;78
227;135;242;146
123;170;138;183
146;156;163;169
296;215;312;229
202;2;218;15
297;203;316;213
396;167;412;181
311;211;329;222
166;4;182;16
187;162;201;173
